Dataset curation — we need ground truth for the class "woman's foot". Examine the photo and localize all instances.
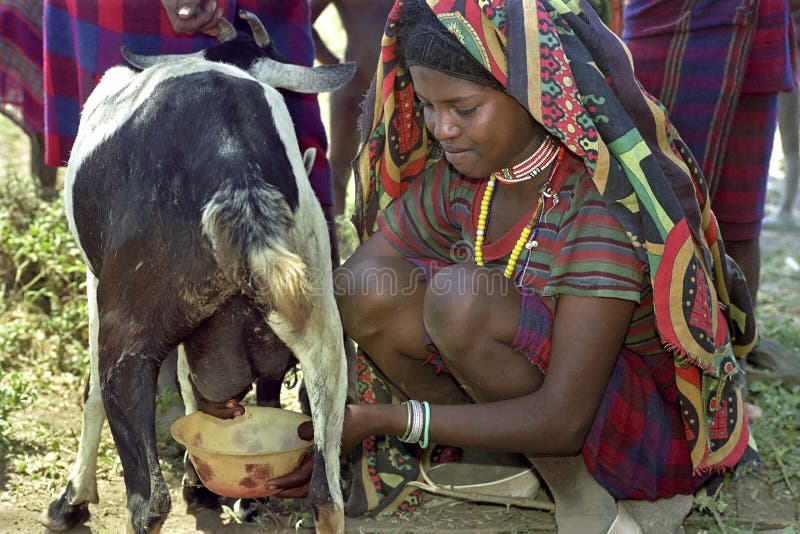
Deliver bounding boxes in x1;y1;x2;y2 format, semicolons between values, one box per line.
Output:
618;493;692;534
528;455;620;534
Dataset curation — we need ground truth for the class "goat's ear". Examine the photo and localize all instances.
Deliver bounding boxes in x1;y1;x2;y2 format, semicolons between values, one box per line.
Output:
250;59;357;93
302;148;317;175
120;46;204;71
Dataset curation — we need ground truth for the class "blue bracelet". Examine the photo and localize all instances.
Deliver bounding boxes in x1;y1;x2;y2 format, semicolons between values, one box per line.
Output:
419;401;431;449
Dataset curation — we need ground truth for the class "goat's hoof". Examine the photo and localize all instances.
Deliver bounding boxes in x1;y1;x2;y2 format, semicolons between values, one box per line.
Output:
182;482;221;511
37;493;90;532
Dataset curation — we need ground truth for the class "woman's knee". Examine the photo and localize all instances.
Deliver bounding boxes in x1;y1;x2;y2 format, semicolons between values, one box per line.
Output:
334;256;424;340
423;266;510;354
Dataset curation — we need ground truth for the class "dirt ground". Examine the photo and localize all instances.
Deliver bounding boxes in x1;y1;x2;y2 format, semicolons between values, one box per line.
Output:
2;366;798;534
0;375;559;534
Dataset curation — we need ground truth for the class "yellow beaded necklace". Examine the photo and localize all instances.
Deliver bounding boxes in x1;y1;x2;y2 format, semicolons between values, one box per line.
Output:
475;144;564;279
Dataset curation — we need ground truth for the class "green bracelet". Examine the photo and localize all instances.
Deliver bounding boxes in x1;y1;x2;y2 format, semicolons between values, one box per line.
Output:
419;401;431;449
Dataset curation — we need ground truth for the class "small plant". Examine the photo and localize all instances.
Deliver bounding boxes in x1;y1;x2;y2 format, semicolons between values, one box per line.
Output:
0;367;37;450
748;380;800;500
219;503;244;525
335;213;360;263
155;387;185;460
693;485;731;532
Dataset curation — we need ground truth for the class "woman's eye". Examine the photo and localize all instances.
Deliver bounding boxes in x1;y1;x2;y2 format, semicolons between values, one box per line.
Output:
455;107;477;116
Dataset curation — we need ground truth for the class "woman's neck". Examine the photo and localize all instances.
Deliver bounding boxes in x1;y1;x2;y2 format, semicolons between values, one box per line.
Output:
493;134;557;185
511;131;551;167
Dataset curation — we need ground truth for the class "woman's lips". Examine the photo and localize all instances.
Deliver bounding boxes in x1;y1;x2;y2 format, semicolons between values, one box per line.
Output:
444;148;470;162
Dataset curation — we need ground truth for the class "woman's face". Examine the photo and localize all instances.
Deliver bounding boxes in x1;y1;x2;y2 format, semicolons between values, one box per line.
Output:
410;65;540;178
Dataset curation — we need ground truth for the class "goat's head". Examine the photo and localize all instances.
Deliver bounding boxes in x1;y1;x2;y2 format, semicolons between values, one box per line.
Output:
121;10;356;93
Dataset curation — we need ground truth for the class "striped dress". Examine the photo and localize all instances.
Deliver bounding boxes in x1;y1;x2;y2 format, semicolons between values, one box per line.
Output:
378;150;701;500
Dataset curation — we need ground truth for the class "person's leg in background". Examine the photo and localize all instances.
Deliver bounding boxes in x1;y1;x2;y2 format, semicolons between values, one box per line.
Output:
775;86;800;228
765;10;800;230
311;0;395;218
764;73;800;230
712;92;778;306
717;90;800;385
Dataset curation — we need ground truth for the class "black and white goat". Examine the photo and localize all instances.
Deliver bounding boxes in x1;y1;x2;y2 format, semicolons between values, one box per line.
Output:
38;13;354;534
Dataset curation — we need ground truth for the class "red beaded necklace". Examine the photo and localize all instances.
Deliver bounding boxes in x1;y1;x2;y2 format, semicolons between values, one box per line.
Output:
493;136;559;184
475;144;565;280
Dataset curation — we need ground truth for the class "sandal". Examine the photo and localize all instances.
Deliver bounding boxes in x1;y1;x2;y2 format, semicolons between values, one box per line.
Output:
408;452;554;510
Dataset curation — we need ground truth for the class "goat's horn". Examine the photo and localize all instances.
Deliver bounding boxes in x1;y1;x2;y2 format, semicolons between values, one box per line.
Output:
120;45;203;70
216;17;237;43
239;10;270;48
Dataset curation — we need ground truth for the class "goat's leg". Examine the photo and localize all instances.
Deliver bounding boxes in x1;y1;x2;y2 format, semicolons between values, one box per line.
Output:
255;378;283;407
95;285;172;534
99;340;170;534
39;272;106;531
266;295;347;534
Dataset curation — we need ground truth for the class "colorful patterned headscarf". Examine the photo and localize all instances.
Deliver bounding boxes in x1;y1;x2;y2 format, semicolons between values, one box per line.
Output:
354;0;757;475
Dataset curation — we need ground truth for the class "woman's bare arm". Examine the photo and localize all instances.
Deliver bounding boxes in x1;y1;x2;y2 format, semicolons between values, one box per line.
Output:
344;293;635;455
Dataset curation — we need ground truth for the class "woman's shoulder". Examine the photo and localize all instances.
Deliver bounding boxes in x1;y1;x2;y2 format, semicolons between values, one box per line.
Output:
551;151;644;265
554;150;602;203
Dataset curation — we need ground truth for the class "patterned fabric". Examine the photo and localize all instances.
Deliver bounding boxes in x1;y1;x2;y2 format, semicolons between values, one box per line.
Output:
585;344;705;499
382;147;703;499
42;0;333;205
0;0;44;134
514;289;705;500
585;0;623;35
742;0;795;93
345;353;427;517
623;0;793;239
353;0;758;493
623;0;757;196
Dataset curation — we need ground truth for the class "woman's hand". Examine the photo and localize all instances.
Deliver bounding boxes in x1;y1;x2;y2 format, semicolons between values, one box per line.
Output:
266;405;368;497
267;420;315;498
194;384;251;419
161;0;223;36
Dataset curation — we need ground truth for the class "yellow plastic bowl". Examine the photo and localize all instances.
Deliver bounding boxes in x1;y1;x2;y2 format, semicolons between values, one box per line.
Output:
170;406;311;498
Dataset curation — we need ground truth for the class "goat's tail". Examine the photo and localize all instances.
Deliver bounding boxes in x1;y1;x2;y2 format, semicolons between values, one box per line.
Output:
201;181;312;331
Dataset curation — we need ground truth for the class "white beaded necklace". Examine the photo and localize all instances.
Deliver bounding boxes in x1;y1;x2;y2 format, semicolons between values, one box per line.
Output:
475;145;564;278
493;136;559;184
